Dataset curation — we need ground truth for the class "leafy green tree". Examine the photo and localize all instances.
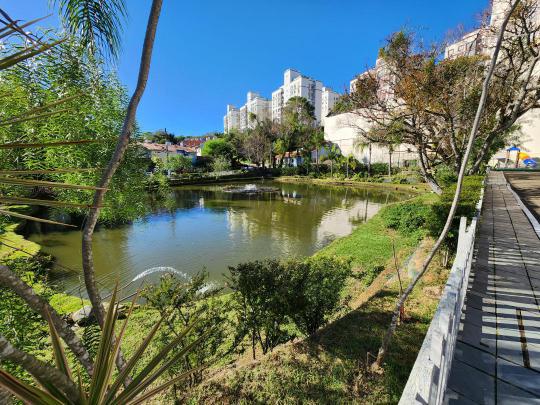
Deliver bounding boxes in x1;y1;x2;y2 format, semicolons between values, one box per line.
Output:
143;129;184;144
279;96;317;164
211;155;231;172
0;38;151;224
242;119;278;167
166;155;193;173
142;273;232;395
201;139;235;162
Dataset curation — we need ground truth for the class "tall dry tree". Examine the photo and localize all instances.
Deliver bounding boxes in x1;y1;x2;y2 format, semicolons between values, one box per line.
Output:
371;0;524;371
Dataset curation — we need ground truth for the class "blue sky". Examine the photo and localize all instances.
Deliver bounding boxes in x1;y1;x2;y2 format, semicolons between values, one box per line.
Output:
7;1;487;136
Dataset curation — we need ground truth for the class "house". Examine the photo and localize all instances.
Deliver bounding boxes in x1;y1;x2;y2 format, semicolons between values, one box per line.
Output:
141;142;198;164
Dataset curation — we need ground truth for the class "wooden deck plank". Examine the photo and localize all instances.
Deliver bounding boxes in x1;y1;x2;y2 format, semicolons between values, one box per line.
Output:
445;172;540;403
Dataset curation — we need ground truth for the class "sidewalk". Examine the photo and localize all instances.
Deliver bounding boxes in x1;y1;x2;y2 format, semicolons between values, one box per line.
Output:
445;171;540;404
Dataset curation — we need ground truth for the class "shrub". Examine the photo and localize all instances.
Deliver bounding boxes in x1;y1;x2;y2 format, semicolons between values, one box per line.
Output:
427;175;484;249
228;257;351;355
228;259;292;356
434;164;458;187
371;163;390;176
212;155;231;172
142;272;231;391
381;201;431;234
287;257;351;336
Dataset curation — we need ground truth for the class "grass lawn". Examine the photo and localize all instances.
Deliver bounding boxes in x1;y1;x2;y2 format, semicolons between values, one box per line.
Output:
185;192;446;404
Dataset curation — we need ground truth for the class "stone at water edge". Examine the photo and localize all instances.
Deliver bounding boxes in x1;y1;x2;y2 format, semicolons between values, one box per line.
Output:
68;303;131;326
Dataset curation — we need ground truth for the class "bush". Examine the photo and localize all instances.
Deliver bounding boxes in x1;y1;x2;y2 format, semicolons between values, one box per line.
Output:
142;272;231;391
228;259;292;356
287;257;351;336
382;202;431;234
228;257;351;355
427;176;484;249
434;164;458;187
212;155;231;172
371;163;390;176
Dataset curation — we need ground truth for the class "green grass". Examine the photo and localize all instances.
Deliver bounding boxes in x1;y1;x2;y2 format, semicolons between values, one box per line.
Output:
185;192;445;404
275;175;431;193
0;223;41;261
187;257;446;404
317;193;437;271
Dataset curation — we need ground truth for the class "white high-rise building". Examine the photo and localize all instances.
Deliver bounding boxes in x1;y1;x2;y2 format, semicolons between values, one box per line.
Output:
245;91;271;129
272;69;324;123
223;92;271;133
321;87;340;119
223;105;241;133
225;69;336;131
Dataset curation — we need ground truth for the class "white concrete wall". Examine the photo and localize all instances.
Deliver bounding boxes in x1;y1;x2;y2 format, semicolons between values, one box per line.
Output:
323;112;418;166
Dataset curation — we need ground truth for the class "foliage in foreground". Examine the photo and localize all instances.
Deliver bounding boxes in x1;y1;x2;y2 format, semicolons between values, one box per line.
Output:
228;257;351;357
142;272;233;397
0;286;207;404
187;250;448;404
381;176;484;249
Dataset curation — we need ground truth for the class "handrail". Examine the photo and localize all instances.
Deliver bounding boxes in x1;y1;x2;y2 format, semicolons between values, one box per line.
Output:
399;186;484;405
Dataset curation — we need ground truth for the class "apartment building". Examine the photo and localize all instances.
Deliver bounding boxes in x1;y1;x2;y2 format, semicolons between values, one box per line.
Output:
272;69;324;123
444;0;540;161
223;105;240;134
225;68;335;132
321;87;340;119
223;92;271;133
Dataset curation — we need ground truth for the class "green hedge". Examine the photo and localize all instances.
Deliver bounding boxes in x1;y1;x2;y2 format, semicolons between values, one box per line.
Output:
382;176;484;250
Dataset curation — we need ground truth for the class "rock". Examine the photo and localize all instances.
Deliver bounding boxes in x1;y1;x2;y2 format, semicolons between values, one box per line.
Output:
68;303;131;326
70;305;94;326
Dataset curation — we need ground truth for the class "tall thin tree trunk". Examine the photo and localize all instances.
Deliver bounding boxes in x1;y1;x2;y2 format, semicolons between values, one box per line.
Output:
81;0;163;374
371;0;519;371
368;143;372;177
417;147;442;194
0;335;82;401
388;148;392;176
0;266;94;376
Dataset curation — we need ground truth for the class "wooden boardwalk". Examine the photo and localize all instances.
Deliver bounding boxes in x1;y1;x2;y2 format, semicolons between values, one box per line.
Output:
445;171;540;404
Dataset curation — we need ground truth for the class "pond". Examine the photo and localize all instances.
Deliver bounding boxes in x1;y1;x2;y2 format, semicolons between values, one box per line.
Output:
28;180;414;296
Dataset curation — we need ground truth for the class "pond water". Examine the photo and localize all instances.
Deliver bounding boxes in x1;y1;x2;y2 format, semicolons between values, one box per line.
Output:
28;180;414;296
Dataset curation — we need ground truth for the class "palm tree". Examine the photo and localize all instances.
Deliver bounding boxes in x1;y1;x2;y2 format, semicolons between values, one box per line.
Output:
353;137;372;177
0;0;164;389
53;0;128;60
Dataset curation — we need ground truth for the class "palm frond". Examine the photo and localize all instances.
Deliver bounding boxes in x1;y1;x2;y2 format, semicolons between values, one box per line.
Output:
0;168;98;175
0;15;50;40
0;209;76;227
0;108;73;127
0;140;98;149
52;0;127;60
0;38;66;71
0;197;98;209
0;370;62;405
1;94;81;126
0;177;107;191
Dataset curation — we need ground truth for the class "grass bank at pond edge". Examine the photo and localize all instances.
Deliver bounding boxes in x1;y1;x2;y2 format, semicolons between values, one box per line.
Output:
185;192;446;404
274;175;431;193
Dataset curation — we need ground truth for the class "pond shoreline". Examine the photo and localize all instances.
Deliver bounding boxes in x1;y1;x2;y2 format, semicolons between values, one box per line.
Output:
274;175;430;193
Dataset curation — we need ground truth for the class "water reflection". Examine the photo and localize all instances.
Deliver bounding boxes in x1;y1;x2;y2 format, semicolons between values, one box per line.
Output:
28;181;413;295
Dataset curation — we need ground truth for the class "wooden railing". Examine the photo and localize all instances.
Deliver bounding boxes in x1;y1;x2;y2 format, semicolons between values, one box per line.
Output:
399;190;484;405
